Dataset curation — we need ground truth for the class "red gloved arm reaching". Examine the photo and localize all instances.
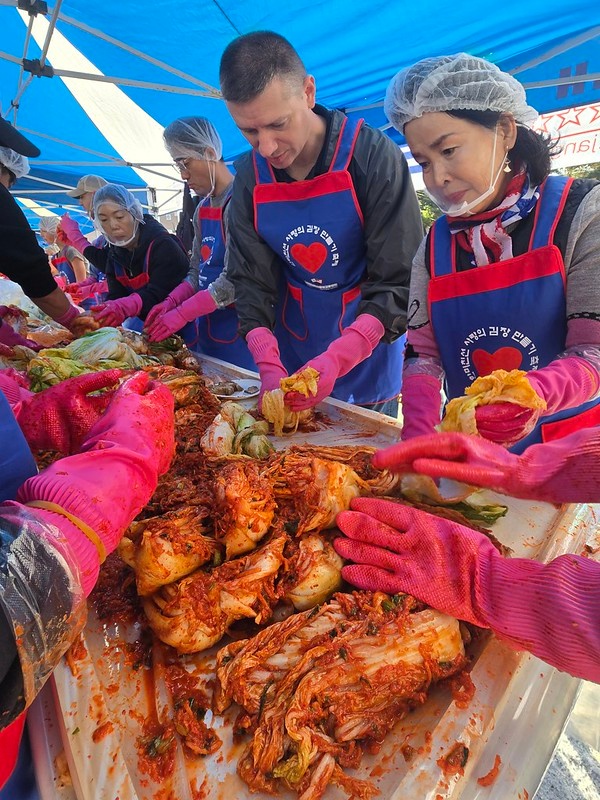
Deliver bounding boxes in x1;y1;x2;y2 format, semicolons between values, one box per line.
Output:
285;314;384;410
335;498;600;683
246;327;288;407
0;371;174;735
0;369;123;454
372;428;600;504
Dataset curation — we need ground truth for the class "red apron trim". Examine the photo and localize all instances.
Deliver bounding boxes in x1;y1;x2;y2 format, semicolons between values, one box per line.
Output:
281;282;309;341
541;401;600;443
339;285;361;334
528;176;573;249
115;271;150;290
254;170;356;203
428;244;565;303
428;222;457;279
328;115;348;170
198;206;222;221
0;711;26;788
253;151;277;183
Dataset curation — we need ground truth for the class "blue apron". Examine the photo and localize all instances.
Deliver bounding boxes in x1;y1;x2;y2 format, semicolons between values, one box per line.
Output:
253;115;404;407
193;200;255;370
80;265;108;312
428;175;600;451
0;391;37;501
51;250;76;286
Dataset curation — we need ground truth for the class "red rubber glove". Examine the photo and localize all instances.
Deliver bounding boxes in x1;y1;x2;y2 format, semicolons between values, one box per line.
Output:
1;369;123;454
335;498;600;682
285;314;384;411
246;327;288;405
475;357;600;447
0;320;42;351
17;372;175;595
91;294;142;327
58;214;91;255
400;373;443;440
373;428;600;504
146;290;217;342
144;281;195;329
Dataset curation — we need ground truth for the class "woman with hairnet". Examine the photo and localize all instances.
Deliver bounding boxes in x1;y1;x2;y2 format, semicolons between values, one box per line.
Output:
383;53;600;451
59;184;189;330
0;122;83;340
38;216;87;286
144;116;254;369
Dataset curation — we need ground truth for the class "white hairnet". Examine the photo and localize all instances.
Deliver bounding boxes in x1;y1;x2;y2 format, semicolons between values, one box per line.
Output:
384;53;538;133
38;216;60;234
0;145;30;179
163;116;223;161
93;183;144;223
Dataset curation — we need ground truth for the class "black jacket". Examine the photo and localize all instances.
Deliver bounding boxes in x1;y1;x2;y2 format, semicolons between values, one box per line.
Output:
226;106;423;343
84;215;189;319
0;184;58;298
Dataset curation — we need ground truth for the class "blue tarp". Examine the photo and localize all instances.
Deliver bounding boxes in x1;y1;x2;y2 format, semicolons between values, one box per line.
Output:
1;1;599;208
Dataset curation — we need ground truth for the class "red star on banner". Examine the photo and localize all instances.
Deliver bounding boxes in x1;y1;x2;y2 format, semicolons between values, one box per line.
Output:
551;106;586;129
587;105;600;124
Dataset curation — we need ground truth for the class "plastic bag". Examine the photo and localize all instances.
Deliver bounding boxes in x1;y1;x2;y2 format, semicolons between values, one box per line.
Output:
0;502;86;707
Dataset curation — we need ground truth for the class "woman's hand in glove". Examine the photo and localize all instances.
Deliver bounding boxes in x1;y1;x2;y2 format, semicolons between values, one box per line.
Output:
335;496;600;682
91;294;142;327
474;403;539;447
17;371;175;594
13;369;124;454
0;320;42;351
335;497;495;624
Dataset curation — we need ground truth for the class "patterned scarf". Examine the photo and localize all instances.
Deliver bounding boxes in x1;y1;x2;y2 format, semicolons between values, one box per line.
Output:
447;170;540;266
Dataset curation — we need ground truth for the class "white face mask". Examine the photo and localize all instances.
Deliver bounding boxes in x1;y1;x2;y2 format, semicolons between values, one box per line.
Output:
102;218;139;247
428;127;506;217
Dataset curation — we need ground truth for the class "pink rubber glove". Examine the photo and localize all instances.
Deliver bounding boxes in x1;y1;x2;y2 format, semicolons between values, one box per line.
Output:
475;356;600;447
0;321;42;351
58;215;91;255
54;303;82;331
474;404;538;447
373;428;600;504
146;290;217;342
400;373;443;440
2;369;123;454
91;294;143;327
144;281;195;329
285;314;384;411
335;498;600;682
17;371;175;595
66;279;108;303
246;327;288;405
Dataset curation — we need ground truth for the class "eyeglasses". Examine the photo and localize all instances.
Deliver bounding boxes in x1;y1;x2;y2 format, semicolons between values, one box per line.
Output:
173;157;193;175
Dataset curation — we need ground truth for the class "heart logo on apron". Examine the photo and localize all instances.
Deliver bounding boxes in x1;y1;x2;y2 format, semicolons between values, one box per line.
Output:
472;346;523;376
290;242;328;273
200;244;212;262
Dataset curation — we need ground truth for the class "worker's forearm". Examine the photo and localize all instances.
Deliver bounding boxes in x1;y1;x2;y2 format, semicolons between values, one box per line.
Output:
30;287;71;320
